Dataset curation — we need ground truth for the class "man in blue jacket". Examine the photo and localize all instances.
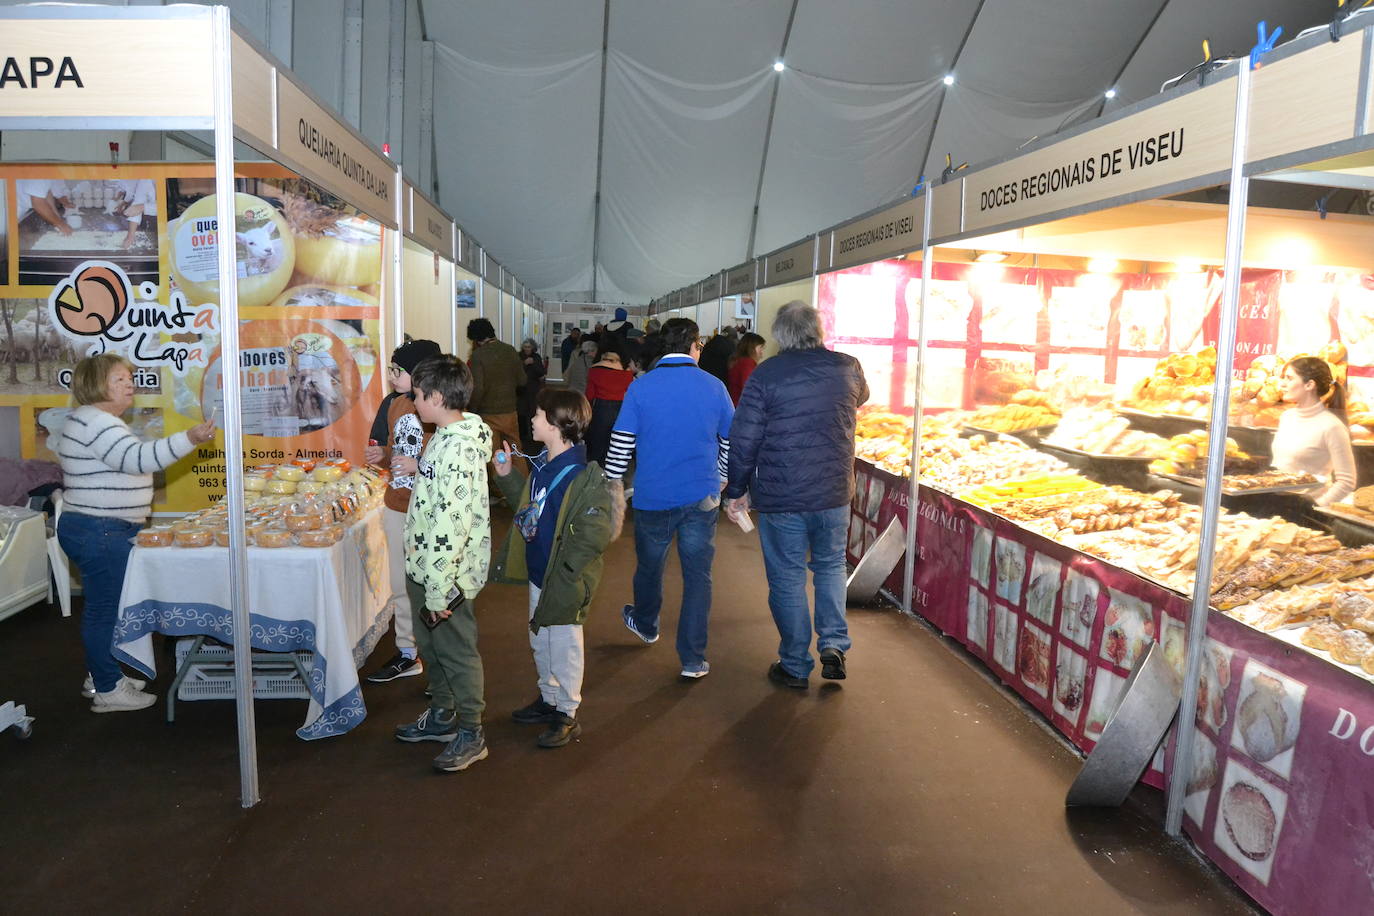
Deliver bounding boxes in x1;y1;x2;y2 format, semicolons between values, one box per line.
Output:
725;301;868;688
605;318;734;680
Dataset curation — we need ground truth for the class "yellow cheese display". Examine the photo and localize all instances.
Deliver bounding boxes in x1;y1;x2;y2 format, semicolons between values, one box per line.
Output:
291;214;383;287
168;192;296;309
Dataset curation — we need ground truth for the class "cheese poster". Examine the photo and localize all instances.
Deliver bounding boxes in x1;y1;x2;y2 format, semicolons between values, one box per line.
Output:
0;163;386;513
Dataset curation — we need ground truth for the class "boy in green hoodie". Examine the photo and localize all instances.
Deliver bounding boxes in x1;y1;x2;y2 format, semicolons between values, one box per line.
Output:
393;354;494;773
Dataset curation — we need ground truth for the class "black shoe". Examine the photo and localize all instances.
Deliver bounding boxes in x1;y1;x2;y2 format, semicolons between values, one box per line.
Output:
537;712;582;748
820;648;847;681
367;653;422;683
433;726;488;772
395;706;459;743
511;696;558;725
768;661;808;689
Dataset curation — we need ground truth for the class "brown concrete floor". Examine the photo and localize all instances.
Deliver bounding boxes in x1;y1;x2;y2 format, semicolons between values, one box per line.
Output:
0;512;1256;915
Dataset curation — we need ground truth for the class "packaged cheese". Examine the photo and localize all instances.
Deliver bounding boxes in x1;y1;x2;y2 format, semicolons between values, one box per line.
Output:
136;527;174;548
265;478;298;495
174;529;213;548
274;466;306;482
254;527;293;548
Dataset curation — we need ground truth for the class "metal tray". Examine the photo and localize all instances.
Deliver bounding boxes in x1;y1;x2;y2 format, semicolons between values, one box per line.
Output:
962;423;1058;442
1035;440;1155;463
1155;472;1315;496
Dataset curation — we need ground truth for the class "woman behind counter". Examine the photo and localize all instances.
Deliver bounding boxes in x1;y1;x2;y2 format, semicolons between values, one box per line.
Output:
1272;355;1356;507
56;354;215;712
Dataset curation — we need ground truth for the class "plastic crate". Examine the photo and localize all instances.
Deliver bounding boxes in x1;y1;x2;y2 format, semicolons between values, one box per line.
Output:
173;638;314;701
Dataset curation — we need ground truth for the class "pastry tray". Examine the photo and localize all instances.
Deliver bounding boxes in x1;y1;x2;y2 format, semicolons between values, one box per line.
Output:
1154;472;1315;496
1313;504;1374;528
961;423;1058;441
1035;441;1154;463
1115;407;1278;436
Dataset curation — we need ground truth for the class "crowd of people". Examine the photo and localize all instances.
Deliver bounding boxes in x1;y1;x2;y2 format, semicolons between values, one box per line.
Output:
53;299;868;776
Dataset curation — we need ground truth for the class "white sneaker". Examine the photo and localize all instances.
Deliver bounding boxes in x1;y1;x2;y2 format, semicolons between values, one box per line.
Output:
91;679;157;713
82;673;147;699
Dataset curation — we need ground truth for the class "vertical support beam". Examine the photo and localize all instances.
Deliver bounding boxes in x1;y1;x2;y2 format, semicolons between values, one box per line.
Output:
745;0;799;260
1165;61;1253;837
392;167;405;352
904;192;934;615
419;40;435;194
211;5;260;809
589;0;611;303
342;0;364;128
267;0;294;68
387;0;406;161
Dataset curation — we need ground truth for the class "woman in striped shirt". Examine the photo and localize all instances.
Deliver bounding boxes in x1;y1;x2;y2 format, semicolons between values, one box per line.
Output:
56;354;214;712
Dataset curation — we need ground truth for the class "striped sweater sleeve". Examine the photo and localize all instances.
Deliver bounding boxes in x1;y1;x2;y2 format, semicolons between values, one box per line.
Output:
63;409;194;475
604;430;635;480
716;435;730;480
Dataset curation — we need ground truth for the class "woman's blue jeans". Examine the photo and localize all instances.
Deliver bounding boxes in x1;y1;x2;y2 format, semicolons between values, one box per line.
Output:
58;512;140;693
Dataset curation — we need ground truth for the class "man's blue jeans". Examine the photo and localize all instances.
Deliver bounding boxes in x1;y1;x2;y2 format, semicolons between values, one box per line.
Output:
757;505;852;678
628;503;717;668
57;511;140;693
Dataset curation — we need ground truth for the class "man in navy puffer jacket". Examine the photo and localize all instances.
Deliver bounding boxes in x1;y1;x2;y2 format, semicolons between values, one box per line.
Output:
725;301;868;688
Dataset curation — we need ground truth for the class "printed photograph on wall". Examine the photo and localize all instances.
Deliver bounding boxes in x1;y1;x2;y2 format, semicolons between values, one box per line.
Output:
1060;567;1099;648
1052;644;1087;725
967;587;988;652
1;180;8;285
456;277;477;310
16;177;161;287
0;297;80;397
1230;660;1305;781
1183;727;1219;827
1214;760;1287;885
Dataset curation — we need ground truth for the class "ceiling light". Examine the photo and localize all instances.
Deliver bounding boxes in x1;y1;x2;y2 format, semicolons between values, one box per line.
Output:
1104;88;1117;100
942;74;955;86
975;251;1007;263
773;60;785;72
1087;257;1119;273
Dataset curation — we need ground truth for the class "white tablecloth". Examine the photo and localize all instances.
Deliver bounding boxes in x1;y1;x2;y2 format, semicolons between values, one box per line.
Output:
112;507;392;739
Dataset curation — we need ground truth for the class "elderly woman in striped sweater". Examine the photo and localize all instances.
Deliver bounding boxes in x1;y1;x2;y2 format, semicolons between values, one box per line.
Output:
56;353;215;712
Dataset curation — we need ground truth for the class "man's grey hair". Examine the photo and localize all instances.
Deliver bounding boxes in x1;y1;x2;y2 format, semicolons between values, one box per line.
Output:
772;300;824;351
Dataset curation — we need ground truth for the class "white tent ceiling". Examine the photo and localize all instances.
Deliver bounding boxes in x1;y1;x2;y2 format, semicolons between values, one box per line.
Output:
0;0;1336;305
419;0;1330;304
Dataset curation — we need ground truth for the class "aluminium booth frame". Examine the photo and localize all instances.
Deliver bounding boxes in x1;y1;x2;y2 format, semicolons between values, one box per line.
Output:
0;3;407;808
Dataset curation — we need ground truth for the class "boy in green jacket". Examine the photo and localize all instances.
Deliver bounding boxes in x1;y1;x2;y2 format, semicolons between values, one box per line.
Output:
394;355;494;773
492;388;622;748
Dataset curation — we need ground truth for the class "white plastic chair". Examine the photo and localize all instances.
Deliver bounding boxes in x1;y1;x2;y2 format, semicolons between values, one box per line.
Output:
46;491;72;618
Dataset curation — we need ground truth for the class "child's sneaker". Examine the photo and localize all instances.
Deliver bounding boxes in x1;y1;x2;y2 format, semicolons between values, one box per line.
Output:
537;712;582;748
433;726;488;772
366;653;423;683
91;679;156;713
83;673;146;699
394;706;459;743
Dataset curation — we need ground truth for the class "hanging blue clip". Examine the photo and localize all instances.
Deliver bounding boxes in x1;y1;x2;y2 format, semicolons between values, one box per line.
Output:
1250;20;1282;69
912;175;926;196
1316;192;1331;220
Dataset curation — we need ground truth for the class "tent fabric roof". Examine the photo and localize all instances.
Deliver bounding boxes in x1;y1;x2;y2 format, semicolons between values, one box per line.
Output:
421;0;1330;303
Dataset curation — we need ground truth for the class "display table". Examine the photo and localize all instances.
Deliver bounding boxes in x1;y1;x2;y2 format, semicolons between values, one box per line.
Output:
849;459;1374;916
112;507;392;740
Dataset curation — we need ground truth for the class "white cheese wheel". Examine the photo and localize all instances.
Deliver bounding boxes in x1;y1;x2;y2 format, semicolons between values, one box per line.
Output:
169;192;295;309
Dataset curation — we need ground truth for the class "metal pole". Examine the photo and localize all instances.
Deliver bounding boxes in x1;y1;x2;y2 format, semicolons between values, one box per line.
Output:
1165;62;1252;836
212;6;260;809
342;0;363;128
392;167;404;350
903;191;934;616
387;0;406;162
451;225;459;354
419;41;434;195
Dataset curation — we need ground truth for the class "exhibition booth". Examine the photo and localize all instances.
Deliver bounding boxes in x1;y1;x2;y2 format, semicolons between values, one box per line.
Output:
665;23;1374;915
0;4;539;805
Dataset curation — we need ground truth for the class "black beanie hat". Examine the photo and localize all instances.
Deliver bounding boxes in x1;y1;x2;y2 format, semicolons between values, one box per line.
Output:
391;339;442;374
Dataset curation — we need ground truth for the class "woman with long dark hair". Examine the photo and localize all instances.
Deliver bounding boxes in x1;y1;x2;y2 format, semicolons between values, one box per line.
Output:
727;332;765;406
1272;355;1355;506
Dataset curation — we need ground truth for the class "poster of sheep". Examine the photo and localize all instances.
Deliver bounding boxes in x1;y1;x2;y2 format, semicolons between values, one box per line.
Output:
0;297;81;397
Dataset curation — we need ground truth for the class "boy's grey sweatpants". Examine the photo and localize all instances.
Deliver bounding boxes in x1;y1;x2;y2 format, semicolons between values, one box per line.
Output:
529;584;584;715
